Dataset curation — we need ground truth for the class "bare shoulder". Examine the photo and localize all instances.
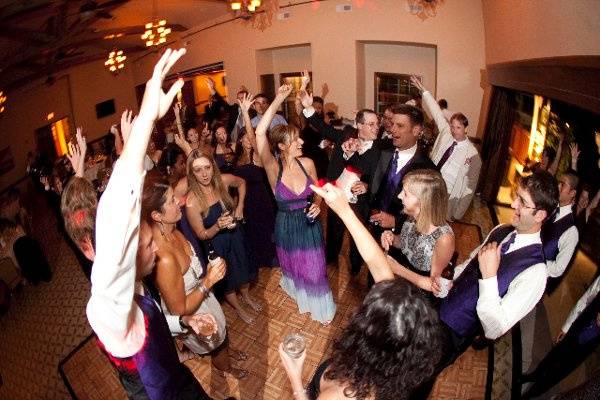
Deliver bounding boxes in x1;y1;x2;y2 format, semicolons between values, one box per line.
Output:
298;156;315;169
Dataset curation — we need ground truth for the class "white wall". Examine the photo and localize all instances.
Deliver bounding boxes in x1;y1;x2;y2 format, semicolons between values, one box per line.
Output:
361;42;437;111
482;0;600;64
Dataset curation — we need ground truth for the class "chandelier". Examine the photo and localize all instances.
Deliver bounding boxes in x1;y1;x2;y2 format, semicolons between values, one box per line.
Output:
406;0;444;20
230;0;263;13
0;91;6;114
230;0;279;31
141;19;172;47
105;49;127;74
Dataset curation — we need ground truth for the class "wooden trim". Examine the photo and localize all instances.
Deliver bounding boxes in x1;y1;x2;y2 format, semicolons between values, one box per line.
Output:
487;56;600;114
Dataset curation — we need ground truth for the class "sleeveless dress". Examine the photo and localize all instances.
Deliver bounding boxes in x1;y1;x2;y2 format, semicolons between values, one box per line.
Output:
161;243;227;355
274;158;336;323
202;202;257;293
234;163;278;267
396;220;454;276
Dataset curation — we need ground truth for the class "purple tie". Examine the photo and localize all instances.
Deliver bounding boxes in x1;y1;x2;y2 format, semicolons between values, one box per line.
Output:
437;141;457;169
500;232;516;255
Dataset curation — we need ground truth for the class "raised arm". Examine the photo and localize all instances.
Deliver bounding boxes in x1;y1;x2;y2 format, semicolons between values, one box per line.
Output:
311;183;394;282
238;93;257;146
255;84;293;180
122;49;186;173
548;136;564;176
411;75;452;157
88;48;186;357
570;143;580;172
67;127;87;178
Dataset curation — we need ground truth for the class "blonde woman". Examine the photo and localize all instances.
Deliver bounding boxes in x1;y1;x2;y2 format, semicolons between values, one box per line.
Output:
185;149;260;324
381;169;455;293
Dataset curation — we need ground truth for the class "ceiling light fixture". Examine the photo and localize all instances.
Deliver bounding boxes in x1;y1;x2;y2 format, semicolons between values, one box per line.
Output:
230;0;263;13
405;0;444;20
141;19;172;47
105;49;127;74
142;0;171;47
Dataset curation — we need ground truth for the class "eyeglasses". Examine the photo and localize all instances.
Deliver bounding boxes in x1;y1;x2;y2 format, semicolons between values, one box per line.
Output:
513;194;538;210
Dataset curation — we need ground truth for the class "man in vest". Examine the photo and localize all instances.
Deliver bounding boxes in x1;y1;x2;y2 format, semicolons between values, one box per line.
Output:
437;171;558;368
63;49;217;400
543;170;579;292
521;273;600;398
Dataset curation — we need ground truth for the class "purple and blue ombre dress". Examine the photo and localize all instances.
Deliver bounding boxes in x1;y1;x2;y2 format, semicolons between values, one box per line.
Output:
274;158;335;323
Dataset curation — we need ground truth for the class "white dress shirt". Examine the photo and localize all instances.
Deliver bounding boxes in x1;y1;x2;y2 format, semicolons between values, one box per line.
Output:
546;204;579;278
251;113;288;130
440;138;470;190
394;144;418;174
562;275;600;333
453;225;547;340
87;161;186;358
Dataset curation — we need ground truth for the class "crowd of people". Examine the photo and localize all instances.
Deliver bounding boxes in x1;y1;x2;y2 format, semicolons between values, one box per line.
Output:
5;46;597;399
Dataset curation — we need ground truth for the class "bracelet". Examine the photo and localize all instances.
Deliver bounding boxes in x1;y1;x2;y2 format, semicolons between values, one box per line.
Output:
179;315;189;331
197;283;209;296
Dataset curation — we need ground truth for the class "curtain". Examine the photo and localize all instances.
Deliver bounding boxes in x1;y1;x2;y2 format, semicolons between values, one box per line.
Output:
478;87;516;202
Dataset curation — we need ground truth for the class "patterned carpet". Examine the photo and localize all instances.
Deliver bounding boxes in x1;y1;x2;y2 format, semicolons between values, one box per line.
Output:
0;192;488;400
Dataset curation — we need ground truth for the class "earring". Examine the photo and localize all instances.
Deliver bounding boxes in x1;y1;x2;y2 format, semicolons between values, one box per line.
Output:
158;220;165;236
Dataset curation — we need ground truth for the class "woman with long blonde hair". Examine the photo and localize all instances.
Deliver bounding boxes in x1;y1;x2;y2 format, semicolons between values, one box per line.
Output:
185;149;260;324
381;169;455;294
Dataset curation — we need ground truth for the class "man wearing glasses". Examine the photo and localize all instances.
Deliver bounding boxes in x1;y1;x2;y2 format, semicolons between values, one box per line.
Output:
301;96;382;275
439;171;558;367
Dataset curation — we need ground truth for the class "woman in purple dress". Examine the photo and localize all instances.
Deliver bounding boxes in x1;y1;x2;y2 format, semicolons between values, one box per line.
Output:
252;86;335;325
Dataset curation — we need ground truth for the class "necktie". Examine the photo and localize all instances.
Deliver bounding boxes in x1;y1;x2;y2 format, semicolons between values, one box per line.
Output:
500;232;516;255
390;150;399;175
437;141;457;169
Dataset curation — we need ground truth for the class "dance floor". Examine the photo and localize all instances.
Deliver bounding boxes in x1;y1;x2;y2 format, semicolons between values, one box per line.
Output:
1;191;487;399
58;221;487;400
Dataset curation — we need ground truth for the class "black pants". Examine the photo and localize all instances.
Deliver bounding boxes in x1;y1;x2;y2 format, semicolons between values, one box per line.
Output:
118;365;212;400
523;333;600;399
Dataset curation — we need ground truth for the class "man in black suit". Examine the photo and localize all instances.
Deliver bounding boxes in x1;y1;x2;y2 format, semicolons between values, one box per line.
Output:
300;92;381;275
369;104;436;232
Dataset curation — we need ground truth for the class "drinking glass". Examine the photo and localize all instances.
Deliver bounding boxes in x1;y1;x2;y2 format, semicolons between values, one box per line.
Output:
282;333;306;359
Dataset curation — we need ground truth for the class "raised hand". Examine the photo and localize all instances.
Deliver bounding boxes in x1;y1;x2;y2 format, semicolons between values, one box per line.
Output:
67;127;87;177
120;109;135;145
410;75;425;93
138;48;186;123
237;92;255;114
311;183;351;216
570;143;580;161
299;89;313;109
300;69;310;92
275;83;293;102
380;230;394;252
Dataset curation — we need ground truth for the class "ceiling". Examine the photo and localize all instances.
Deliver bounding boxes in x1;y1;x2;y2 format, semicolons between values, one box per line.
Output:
0;0;231;91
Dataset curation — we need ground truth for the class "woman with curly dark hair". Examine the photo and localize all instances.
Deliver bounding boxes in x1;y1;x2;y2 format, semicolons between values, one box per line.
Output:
279;182;443;400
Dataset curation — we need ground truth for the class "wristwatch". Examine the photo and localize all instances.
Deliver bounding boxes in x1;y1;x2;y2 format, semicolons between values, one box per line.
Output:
179;315;190;332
